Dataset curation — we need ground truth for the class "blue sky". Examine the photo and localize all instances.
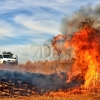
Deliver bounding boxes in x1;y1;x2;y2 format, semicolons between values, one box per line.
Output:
0;0;100;63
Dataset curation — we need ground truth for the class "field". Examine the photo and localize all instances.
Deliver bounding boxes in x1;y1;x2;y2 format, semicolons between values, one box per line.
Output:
0;92;100;100
0;59;73;74
0;59;99;100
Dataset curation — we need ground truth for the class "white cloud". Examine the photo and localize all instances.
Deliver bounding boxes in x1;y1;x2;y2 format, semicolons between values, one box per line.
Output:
0;0;94;15
55;0;71;3
0;20;17;39
14;15;60;35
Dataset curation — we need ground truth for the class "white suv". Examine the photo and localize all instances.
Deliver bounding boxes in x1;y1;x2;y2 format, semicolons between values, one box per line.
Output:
0;54;18;65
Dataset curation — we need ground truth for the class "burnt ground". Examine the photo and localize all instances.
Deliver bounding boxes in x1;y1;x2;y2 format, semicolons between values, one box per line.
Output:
0;70;84;97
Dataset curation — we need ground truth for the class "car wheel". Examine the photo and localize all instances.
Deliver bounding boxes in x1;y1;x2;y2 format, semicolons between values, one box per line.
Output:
3;61;6;64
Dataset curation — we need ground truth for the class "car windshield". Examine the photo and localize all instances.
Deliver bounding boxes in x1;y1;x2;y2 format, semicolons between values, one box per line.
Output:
0;55;3;58
3;55;11;58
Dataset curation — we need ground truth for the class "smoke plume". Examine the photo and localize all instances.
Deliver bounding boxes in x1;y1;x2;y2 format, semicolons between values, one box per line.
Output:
61;4;100;36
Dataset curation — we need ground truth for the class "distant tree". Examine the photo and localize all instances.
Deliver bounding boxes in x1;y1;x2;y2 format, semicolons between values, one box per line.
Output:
2;51;13;57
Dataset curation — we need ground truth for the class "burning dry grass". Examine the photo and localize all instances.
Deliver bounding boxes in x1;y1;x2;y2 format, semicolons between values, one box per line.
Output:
0;62;99;100
52;4;100;90
0;59;85;99
0;4;100;100
0;92;100;100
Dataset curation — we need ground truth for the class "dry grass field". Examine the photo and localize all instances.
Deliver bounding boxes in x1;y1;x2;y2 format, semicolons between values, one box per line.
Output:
0;59;74;74
0;92;100;100
0;59;99;100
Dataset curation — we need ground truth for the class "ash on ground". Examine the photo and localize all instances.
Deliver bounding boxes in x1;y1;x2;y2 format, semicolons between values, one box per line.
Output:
0;69;84;97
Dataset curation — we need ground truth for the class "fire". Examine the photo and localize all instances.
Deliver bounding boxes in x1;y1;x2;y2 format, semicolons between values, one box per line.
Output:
52;34;67;59
52;20;100;90
84;51;99;88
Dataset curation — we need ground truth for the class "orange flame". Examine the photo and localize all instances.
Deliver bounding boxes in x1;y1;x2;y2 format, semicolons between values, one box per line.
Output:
52;21;100;89
66;24;100;88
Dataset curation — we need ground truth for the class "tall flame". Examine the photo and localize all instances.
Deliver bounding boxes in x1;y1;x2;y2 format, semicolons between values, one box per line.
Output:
65;23;100;88
52;21;100;89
